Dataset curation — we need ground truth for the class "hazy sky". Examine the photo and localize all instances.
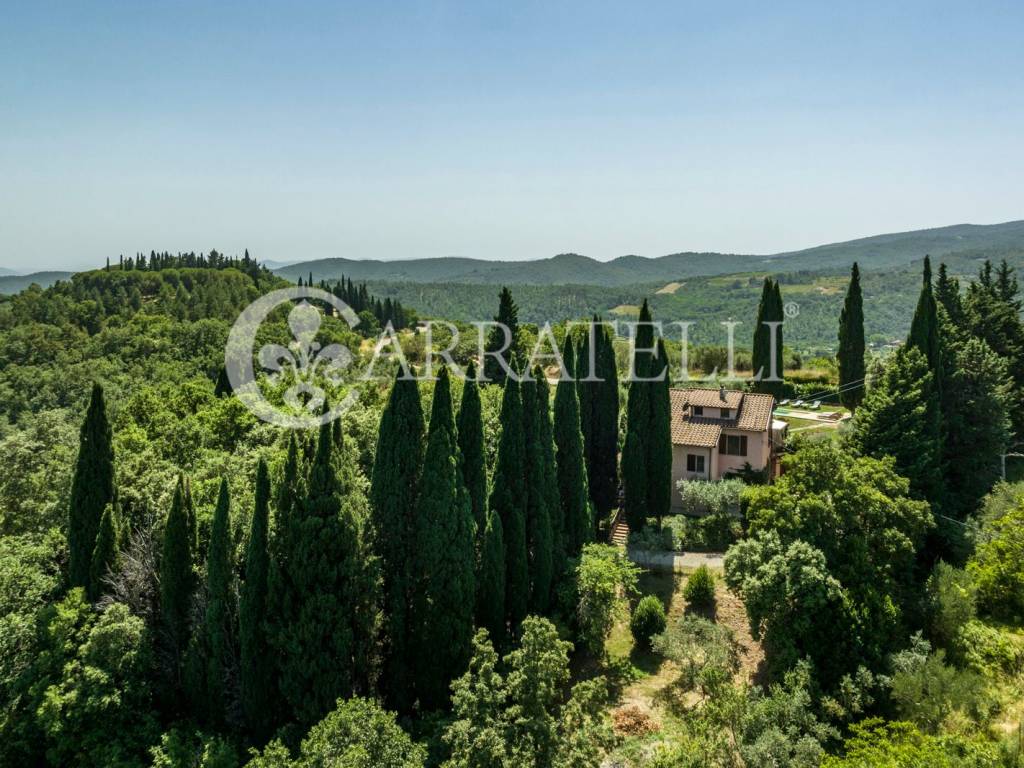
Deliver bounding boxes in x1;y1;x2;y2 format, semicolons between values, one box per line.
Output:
2;1;1023;272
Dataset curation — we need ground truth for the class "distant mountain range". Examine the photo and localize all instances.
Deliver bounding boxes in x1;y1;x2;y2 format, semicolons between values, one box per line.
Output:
0;271;73;294
3;219;1023;296
274;220;1024;287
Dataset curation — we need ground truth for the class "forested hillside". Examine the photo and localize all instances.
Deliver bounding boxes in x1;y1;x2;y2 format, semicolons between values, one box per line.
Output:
2;253;1024;767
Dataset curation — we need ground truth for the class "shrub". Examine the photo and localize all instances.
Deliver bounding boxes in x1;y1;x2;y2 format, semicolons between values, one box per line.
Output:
959;620;1024;678
925;562;976;655
630;595;667;649
627;524;675;552
684;565;716;608
966;487;1024;626
890;649;991;733
968;495;1024;621
571;544;641;656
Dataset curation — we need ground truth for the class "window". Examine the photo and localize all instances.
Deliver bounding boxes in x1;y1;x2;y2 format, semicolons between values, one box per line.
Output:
693;406;704;416
720;408;731;419
718;434;748;456
686;454;706;473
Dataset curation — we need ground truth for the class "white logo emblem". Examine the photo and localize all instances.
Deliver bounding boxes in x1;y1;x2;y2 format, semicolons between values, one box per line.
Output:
225;287;360;428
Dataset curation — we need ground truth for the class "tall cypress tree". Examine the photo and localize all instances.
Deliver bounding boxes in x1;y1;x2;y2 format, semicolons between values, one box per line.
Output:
752;278;785;397
752;278;774;388
536;366;564;586
369;371;424;712
483;286;520;383
622;302;654;531
838;263;866;410
554;337;592;558
908;256;943;380
160;477;194;694
69;382;115;589
410;367;476;710
578;318;620;530
476;509;506;647
88;503;119;601
522;373;554;615
457;360;488;539
197;478;235;726
273;434;301;559
271;420;377;725
771;280;785;397
489;374;529;633
647;339;673;524
240;459;273;737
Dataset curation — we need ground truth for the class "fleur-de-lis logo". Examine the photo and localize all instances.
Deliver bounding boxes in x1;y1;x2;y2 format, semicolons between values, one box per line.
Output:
225;287;360;428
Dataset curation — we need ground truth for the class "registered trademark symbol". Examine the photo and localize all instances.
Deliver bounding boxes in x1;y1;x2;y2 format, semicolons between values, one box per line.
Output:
784;301;800;319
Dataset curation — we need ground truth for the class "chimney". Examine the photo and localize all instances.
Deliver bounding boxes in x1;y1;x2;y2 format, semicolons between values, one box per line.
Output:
719;385;726;402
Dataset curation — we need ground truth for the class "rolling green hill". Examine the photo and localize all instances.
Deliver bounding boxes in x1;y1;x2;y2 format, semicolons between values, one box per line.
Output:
276;219;1024;286
0;271;73;294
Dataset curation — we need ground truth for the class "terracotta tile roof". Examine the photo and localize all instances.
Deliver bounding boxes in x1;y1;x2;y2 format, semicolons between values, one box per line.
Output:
669;388;775;446
671;418;722;448
681;388;744;409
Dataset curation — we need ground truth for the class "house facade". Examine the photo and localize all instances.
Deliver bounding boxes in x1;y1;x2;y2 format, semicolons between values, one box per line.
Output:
669;387;780;506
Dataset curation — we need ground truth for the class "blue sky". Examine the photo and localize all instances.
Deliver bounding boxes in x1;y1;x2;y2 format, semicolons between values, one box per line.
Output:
2;1;1023;271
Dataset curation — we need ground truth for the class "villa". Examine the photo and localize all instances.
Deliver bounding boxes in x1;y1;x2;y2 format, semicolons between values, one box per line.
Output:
669;387;785;504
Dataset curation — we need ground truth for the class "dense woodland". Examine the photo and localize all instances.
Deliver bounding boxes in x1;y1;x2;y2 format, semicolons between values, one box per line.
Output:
2;253;1024;767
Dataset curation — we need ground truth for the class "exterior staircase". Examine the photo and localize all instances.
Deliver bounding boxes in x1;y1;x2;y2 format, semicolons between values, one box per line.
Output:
609;515;629;548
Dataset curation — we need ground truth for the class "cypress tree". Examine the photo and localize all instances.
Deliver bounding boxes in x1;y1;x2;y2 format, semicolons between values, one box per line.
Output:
771;280;785;396
554;337;592;558
476;509;506;646
536;367;564;585
160;477;194;692
271;419;377;725
69;382;115;589
622;302;654;531
274;434;301;557
369;370;424;712
197;478;235;726
647;338;673;524
522;373;554;615
752;278;786;397
483;286;520;383
88;503;119;601
908;256;943;378
837;263;866;410
410;367;477;710
752;278;774;387
240;459;273;737
457;360;488;539
490;374;529;633
578;318;620;530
